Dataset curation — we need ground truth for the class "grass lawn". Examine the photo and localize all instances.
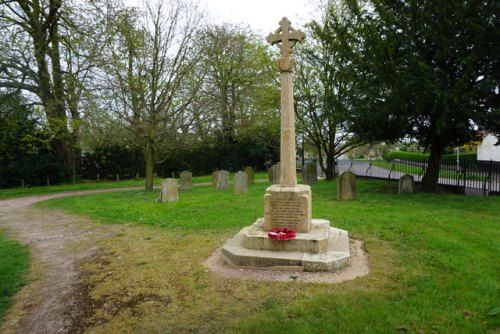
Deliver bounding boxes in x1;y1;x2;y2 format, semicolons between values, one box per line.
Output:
0;171;269;200
0;232;30;323
38;179;499;333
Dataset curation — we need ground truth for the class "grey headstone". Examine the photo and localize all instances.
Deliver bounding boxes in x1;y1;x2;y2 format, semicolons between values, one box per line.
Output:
337;171;356;201
216;170;229;190
302;162;317;185
160;178;179;202
234;171;248;195
212;171;218;187
244;166;255;184
267;167;273;182
180;170;193;190
269;163;280;184
399;174;414;194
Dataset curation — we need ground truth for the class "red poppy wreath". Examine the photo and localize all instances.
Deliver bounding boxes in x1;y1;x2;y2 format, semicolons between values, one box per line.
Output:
267;227;297;241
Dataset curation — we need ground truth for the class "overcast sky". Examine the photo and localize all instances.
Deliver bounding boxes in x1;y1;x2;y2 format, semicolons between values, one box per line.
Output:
124;0;317;35
200;0;315;34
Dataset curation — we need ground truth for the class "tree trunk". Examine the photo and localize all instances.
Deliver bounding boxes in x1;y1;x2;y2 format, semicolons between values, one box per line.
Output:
144;142;155;192
325;154;335;180
422;142;444;192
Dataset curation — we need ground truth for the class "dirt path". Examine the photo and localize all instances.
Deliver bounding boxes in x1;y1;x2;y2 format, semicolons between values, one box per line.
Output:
0;188;138;334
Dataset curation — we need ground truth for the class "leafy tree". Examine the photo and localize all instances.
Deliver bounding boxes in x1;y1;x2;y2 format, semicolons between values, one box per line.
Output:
0;0;76;171
196;24;280;169
0;92;69;187
346;0;500;191
296;2;363;179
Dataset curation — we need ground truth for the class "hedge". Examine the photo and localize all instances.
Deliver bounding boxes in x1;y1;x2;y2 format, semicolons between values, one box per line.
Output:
383;151;477;165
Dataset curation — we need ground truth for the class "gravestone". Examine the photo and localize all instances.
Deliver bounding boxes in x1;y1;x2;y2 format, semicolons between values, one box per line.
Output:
270;163;280;184
216;170;229;190
212;171;218;187
399;174;414;194
244;166;255;184
302;162;317;185
337;171;356;201
180;170;193;190
221;18;350;272
160;178;179;202
267;167;273;182
234;171;248;195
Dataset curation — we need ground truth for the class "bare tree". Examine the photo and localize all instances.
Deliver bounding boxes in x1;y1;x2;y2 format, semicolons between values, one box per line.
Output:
100;0;205;191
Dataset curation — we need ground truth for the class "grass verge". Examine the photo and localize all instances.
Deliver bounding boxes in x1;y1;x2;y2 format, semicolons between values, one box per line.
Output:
0;232;30;324
39;179;500;333
0;171;268;200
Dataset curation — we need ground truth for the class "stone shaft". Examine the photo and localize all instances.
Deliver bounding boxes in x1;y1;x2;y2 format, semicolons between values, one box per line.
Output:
279;70;297;187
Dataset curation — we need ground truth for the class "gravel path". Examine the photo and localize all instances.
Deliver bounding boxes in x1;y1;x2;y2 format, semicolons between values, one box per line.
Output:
0;189;135;334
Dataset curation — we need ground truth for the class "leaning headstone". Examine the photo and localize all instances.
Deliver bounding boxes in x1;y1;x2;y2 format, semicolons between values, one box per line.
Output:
302;162;317;185
234;171;248;195
216;170;229;190
212;171;218;187
337;171;356;201
180;170;193;190
244;166;255;184
399;174;414;194
160;178;179;202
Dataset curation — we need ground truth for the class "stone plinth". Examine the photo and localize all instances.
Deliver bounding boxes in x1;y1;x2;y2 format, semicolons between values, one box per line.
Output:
221;219;350;272
264;184;311;233
244;219;329;253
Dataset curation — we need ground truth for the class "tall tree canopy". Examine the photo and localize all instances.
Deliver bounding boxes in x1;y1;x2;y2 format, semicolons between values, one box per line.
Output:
345;0;499;191
295;2;363;179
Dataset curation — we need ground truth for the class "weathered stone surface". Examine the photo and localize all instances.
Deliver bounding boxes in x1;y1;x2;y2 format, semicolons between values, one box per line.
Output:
160;178;178;202
302;162;317;185
244;219;329;253
221;219;350;272
399;174;414;194
234;171;248;195
216;170;229;190
218;18;350;273
264;184;312;233
269;163;280;184
337;171;356;201
180;170;193;190
212;171;218;187
244;166;255;184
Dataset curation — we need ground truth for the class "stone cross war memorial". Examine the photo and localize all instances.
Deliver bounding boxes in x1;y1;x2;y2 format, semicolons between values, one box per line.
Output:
222;18;350;272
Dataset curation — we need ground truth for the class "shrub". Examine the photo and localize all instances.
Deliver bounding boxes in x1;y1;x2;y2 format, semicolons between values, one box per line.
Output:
383;151;477;165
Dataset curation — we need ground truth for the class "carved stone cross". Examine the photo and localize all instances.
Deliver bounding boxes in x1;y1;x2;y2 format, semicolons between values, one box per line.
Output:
266;17;305;57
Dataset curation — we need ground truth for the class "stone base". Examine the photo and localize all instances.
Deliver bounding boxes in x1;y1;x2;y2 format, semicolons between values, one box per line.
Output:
221;219;350;272
244;218;329;253
264;184;312;232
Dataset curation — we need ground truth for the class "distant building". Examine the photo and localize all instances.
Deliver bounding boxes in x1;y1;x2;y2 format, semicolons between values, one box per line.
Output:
477;134;500;162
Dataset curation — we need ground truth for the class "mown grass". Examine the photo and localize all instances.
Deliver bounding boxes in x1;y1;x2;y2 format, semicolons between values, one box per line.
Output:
0;232;30;323
39;179;500;333
0;171;268;200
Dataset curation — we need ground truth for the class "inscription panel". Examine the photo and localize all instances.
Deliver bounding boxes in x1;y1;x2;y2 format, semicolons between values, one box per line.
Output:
270;196;304;228
264;185;312;232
